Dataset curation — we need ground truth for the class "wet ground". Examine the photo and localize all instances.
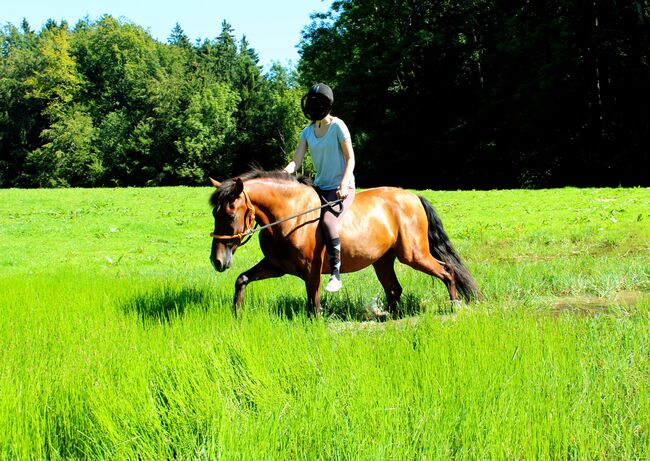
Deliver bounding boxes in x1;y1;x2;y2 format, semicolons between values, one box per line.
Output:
328;290;649;332
548;291;649;317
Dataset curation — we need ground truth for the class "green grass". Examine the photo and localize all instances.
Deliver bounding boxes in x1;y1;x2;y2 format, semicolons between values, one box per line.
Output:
0;186;648;459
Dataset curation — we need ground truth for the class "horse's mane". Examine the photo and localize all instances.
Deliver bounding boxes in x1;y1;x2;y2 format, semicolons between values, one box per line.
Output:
209;167;312;207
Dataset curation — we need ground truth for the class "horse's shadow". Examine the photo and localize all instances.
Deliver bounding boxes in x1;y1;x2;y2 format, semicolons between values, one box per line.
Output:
120;285;219;323
271;292;450;321
120;286;449;324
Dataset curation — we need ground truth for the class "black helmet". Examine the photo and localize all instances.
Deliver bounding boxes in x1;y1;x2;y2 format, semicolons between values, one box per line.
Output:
301;83;334;122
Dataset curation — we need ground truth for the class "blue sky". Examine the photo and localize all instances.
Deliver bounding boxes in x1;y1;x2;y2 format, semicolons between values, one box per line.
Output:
2;0;334;69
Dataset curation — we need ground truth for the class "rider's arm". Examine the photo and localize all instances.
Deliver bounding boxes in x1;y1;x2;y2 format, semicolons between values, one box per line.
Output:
337;138;355;198
284;139;307;174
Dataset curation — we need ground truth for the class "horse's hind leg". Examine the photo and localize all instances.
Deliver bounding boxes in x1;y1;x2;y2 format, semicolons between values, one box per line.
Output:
233;258;284;316
397;250;460;304
372;252;402;313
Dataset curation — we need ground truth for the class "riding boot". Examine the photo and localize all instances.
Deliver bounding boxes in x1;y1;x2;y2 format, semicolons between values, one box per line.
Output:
325;238;342;292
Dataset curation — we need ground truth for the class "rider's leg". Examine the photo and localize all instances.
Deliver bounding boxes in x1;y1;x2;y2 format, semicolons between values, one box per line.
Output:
318;187;355;292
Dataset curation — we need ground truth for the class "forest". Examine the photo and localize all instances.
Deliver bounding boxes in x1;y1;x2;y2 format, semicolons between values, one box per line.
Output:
1;0;649;189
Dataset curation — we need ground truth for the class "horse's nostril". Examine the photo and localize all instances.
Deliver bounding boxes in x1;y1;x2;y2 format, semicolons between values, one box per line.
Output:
211;258;222;271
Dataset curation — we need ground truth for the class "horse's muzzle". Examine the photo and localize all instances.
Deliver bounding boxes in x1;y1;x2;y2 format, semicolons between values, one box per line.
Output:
210;256;230;272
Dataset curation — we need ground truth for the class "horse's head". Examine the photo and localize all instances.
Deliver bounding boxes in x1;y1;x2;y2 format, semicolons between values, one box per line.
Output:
209;177;255;272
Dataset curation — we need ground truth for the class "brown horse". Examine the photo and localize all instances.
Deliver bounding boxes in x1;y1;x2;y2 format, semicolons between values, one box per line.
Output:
209;168;480;317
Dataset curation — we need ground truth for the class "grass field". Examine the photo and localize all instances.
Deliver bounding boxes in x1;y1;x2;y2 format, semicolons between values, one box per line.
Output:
0;186;648;459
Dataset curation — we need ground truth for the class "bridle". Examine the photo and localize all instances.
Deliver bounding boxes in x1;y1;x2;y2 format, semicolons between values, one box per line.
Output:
210;186;343;246
210;189;257;245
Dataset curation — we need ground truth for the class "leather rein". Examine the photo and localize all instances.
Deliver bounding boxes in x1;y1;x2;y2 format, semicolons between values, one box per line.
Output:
210;187;343;246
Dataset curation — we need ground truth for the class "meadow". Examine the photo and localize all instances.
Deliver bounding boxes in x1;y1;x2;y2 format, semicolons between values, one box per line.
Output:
0;185;648;460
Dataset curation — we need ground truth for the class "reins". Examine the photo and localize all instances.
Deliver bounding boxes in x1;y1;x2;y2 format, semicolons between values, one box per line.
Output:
210;188;343;245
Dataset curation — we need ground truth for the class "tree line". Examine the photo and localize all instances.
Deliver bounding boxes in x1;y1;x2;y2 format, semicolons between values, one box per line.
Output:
1;1;649;189
0;16;304;187
300;0;650;188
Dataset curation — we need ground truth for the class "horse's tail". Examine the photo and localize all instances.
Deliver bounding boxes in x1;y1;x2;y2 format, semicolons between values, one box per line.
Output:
418;196;482;302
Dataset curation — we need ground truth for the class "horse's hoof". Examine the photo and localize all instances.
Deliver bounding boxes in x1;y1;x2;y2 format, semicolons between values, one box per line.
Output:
373;310;389;322
363;297;389;321
450;300;463;311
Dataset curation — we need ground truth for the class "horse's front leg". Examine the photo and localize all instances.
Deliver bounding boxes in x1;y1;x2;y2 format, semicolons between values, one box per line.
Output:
304;250;325;318
305;271;323;318
234;258;284;316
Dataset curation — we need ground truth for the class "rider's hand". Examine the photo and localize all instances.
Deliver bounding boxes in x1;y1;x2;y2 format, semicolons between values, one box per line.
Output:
336;186;348;199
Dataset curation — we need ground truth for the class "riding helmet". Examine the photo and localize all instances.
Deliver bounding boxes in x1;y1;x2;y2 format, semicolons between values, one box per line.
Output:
301;83;334;122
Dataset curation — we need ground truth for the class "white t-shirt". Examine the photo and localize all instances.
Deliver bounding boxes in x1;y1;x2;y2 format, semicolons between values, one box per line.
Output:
299;117;355;190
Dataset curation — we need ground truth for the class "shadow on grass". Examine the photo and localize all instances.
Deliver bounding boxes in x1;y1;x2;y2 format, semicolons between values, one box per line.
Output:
120;285;457;324
269;291;453;321
120;285;220;323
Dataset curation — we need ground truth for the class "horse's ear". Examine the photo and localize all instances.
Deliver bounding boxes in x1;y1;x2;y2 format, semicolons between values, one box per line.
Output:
209;177;221;188
232;178;244;196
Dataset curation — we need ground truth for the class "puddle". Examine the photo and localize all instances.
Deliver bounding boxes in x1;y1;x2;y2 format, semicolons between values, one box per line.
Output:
548;291;648;317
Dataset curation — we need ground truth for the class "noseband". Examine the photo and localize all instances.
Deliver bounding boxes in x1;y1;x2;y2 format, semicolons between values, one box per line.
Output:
210;188;256;244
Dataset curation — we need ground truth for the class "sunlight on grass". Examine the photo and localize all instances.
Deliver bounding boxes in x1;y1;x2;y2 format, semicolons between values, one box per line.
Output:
0;186;648;458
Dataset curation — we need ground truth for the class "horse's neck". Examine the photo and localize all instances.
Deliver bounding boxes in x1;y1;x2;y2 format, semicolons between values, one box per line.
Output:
246;180;315;225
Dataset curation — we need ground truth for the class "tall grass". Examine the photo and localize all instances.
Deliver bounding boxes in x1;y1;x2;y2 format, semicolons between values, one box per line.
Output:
0;186;648;459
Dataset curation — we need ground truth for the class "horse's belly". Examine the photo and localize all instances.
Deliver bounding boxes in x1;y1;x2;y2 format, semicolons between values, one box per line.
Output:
337;216;396;273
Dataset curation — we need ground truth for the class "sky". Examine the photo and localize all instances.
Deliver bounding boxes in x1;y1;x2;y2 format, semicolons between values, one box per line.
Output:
2;0;334;70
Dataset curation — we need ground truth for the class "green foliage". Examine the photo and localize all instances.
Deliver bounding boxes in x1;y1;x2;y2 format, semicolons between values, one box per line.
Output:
24;107;101;187
24;23;82;116
2;2;648;189
264;64;310;173
299;0;650;188
168;22;192;49
0;16;301;187
173;83;239;183
0;22;44;186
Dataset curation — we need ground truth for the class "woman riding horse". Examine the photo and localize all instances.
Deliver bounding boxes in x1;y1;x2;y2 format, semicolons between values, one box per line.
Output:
209;169;481;317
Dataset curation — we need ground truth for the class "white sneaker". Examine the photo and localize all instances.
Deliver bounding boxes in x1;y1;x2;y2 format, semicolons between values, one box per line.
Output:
325;276;342;293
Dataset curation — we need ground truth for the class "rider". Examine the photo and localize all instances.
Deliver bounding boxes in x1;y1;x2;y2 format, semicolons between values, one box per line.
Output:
284;83;356;293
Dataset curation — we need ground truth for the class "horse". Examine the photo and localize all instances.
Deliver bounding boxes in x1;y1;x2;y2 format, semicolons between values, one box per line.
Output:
209;168;480;317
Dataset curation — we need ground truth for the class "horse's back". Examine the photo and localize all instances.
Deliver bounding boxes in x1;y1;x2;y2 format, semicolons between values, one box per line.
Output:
347;187;424;223
354;186;419;202
338;187;427;271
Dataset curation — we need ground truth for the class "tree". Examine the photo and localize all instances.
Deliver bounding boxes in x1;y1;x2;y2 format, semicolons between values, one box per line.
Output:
23;108;101;187
72;16;166;185
173;83;239;183
264;63;306;170
0;22;42;186
168;22;192;49
299;0;650;188
24;22;82;115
